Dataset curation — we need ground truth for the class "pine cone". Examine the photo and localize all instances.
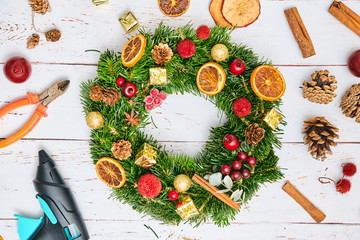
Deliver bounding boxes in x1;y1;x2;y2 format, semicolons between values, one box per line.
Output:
302;117;339;161
245;123;265;146
89;85;104;101
26;34;40;49
29;0;50;15
151;43;173;64
45;28;61;42
111;140;132;160
103;87;120;106
302;70;337;104
340;83;360;123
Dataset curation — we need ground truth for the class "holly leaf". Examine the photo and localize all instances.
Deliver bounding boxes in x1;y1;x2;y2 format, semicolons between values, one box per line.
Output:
223;175;233;189
209;172;222;187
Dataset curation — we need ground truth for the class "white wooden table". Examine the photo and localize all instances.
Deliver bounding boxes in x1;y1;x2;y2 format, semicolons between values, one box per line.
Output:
1;0;360;239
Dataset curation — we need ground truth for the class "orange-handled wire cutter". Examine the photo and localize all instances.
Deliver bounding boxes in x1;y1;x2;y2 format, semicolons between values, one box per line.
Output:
0;80;70;148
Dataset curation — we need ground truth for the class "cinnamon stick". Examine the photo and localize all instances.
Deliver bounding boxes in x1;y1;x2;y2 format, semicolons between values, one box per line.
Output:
329;1;360;37
192;174;240;210
282;181;326;223
284;7;316;58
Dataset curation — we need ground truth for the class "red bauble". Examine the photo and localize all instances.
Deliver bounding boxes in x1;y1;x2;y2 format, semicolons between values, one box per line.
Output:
121;82;137;98
223;134;240;150
196;25;210;40
3;56;32;84
176;201;183;207
177;39;196;58
232;98;252;117
232;160;242;170
116;77;126;86
145;104;154;111
347;50;360;77
230;171;241;180
246;156;257;167
158;91;167;100
229;59;246;75
336;179;351;194
150;88;159;97
240;168;250;179
169;190;179;200
153;96;162;106
342;163;357;177
221;164;232;175
138;173;162;198
237;151;248;161
144;96;153;104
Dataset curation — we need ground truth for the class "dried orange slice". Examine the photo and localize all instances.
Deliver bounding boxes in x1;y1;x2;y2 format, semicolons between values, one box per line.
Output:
250;65;286;101
196;62;226;96
121;34;146;67
158;0;190;17
95;157;126;188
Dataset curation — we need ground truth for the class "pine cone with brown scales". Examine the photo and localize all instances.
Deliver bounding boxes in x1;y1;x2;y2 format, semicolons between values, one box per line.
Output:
103;87;120;106
151;43;173;64
45;28;61;42
111;140;132;160
89;85;104;101
245;123;265;146
28;0;50;15
302;117;339;161
302;70;337;104
340;83;360;123
27;34;40;49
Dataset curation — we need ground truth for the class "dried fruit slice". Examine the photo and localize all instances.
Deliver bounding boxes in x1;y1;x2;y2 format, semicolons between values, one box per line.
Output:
158;0;190;17
250;65;286;101
210;0;232;28
95;157;126;188
222;0;261;28
196;62;226;96
121;34;146;67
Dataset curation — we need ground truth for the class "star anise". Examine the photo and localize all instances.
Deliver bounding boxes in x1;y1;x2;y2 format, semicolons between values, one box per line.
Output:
124;109;141;127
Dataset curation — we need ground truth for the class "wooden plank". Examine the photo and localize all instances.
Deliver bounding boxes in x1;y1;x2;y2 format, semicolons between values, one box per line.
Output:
0;140;359;224
0;1;359;65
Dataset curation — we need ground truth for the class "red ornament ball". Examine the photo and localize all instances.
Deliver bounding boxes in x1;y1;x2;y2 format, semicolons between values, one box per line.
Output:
176;201;183;207
169;190;179;200
137;173;162;198
158;91;167;100
223;134;240;150
3;56;32;84
237;151;248;161
336;179;351;194
230;171;241;180
347;49;360;77
121;82;137;98
146;104;154;111
342;163;357;177
229;59;246;75
232;159;242;170
153;96;162;107
221;164;232;175
246;156;257;167
240;168;251;179
196;25;210;40
232;98;252;117
150;88;159;97
177;39;196;58
116;77;126;86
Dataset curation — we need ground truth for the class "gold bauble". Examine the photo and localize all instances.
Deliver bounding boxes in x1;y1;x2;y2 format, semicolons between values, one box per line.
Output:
173;174;191;192
86;111;104;129
211;44;228;62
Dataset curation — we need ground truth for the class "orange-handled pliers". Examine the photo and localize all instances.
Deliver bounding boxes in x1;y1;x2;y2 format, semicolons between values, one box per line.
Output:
0;80;70;148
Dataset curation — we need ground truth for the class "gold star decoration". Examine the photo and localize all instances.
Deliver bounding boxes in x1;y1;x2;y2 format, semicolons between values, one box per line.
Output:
124;109;141;127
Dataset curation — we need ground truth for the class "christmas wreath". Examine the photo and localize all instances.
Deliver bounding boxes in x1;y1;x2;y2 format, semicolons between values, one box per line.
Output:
80;23;285;227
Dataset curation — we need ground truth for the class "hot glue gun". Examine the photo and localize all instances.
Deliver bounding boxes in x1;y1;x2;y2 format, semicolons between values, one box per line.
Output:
14;150;89;240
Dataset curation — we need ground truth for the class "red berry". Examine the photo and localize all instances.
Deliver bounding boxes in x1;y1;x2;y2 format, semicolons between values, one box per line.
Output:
223;134;240;150
144;96;153;104
158;91;167;100
347;49;360;77
176;201;183;207
232;160;242;170
221;164;232;175
177;39;196;58
121;82;137;98
229;59;246;75
237;151;247;161
233;98;252;117
153;96;162;106
196;25;210;40
342;163;357;177
246;156;257;167
169;190;179;200
240;168;250;179
116;77;126;86
150;88;159;97
4;56;32;84
336;179;351;194
146;104;154;111
230;171;241;180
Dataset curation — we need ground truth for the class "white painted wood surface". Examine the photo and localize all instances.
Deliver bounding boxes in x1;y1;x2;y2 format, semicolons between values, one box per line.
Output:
1;0;360;239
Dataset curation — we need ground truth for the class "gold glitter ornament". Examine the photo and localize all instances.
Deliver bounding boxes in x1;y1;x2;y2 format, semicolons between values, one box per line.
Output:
211;44;228;62
173;174;191;192
86;111;104;129
263;108;283;130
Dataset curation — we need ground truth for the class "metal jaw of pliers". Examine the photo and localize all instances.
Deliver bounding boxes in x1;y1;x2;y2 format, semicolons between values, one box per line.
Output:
0;80;70;148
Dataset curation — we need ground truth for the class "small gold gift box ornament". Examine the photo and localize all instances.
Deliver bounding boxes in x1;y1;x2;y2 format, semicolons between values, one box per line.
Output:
118;12;139;34
92;0;109;6
175;195;199;221
149;67;168;85
263;108;283;130
134;143;157;168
